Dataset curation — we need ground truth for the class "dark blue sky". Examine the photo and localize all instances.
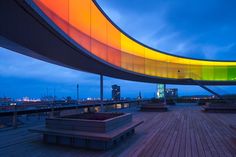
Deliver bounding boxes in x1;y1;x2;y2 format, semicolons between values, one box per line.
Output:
1;0;236;99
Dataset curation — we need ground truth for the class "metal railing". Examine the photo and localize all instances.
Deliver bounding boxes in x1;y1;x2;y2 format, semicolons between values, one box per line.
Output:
0;99;151;128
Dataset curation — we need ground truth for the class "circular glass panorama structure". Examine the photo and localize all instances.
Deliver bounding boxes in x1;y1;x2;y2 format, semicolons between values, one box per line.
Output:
28;0;236;83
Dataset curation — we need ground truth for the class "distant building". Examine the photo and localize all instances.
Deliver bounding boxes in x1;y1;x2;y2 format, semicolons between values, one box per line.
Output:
165;88;178;98
0;97;12;105
41;96;54;101
0;97;12;102
137;91;142;100
112;84;120;100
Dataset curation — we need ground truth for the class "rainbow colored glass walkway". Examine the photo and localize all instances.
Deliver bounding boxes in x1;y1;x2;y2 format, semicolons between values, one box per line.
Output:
30;0;236;82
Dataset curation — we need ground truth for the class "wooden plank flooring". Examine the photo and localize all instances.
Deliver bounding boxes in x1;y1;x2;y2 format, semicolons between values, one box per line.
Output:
0;103;236;157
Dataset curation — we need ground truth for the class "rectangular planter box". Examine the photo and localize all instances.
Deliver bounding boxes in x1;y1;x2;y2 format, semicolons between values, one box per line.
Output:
29;112;143;150
45;113;132;133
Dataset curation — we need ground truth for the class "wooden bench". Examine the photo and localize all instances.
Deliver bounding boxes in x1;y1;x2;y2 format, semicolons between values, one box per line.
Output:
202;103;236;112
29;113;143;150
29;120;143;150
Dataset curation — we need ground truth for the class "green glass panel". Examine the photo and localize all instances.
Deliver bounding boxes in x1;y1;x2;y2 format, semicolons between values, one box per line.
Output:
228;66;236;81
202;65;214;80
214;66;227;81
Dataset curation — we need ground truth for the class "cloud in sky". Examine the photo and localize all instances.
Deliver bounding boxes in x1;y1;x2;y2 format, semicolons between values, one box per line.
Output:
1;0;236;99
98;0;236;60
0;48;98;84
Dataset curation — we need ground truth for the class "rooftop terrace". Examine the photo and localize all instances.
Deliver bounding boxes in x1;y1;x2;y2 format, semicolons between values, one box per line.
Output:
0;103;236;157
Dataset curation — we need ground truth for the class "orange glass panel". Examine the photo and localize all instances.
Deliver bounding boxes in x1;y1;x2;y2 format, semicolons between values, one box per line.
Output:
107;21;121;50
70;26;91;51
34;0;69;34
107;20;121;66
91;2;107;44
91;39;107;61
121;52;133;71
36;0;69;21
69;0;91;36
91;2;107;60
107;46;121;67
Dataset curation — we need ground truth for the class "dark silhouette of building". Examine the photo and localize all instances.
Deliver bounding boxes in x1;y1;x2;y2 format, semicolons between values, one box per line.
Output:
137;91;142;100
112;85;120;100
0;97;12;105
165;88;178;98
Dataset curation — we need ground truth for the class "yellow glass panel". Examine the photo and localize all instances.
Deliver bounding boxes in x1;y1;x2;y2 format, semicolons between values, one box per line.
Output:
133;55;145;74
155;60;168;78
190;64;202;80
144;48;167;62
121;34;133;55
145;59;156;76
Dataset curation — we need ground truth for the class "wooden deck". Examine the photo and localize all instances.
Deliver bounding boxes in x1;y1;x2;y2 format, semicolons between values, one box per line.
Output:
0;103;236;157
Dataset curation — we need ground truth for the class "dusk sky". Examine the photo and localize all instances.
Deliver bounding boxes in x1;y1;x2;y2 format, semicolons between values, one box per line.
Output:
1;0;236;99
